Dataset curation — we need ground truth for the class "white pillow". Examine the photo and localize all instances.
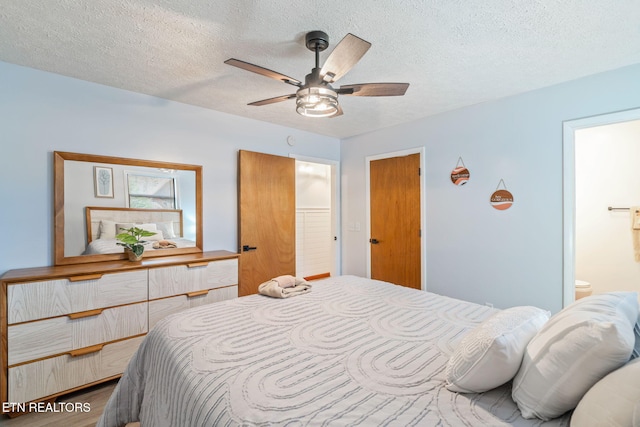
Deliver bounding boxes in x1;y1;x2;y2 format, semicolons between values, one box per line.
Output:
155;221;176;238
98;220;117;239
570;358;640;427
512;292;639;420
445;306;550;393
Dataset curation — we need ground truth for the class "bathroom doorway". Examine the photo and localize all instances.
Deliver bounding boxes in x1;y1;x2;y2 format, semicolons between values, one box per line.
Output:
563;108;640;306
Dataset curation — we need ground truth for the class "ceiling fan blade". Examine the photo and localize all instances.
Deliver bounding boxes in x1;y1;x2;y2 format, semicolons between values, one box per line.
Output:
247;94;296;106
224;58;301;87
338;83;409;97
320;34;371;83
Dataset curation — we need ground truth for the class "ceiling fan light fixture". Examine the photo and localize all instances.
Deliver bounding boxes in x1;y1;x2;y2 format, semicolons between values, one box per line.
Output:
226;31;409;117
296;87;339;118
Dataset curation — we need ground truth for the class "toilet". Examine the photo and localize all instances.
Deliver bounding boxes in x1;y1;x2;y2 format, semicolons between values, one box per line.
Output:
575;280;593;300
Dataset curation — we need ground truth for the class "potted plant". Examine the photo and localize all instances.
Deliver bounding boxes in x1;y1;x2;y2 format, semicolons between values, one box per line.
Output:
116;226;156;261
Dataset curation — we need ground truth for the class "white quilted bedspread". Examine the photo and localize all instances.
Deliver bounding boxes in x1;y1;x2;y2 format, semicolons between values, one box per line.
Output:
98;275;570;427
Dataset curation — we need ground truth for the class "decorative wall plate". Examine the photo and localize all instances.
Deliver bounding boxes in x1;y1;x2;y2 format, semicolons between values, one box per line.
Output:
450;157;470;186
490;179;514;210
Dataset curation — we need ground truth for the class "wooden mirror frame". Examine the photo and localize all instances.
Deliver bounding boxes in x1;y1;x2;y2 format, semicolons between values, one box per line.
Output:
54;151;203;265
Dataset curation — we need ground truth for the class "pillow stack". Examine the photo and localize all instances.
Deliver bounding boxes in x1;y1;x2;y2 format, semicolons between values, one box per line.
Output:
99;220;177;240
96;221;164;241
445;292;639;424
511;292;638;420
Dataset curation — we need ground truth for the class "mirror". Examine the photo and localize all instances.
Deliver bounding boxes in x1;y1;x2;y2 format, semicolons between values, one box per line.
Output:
54;151;203;265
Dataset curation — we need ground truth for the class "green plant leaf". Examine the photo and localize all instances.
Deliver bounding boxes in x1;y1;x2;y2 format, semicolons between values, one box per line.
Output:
116;226;156;246
115;234;139;245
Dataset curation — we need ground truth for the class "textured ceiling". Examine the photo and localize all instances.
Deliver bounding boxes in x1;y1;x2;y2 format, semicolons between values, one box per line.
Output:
1;1;639;139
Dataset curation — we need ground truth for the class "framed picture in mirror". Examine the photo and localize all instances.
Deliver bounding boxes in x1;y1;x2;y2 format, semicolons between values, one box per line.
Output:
94;166;114;198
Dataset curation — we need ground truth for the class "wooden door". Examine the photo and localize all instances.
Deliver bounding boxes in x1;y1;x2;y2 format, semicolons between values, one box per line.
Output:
238;150;295;296
370;153;421;289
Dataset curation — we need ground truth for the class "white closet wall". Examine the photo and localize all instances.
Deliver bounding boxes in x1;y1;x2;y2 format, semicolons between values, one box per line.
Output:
296;161;333;278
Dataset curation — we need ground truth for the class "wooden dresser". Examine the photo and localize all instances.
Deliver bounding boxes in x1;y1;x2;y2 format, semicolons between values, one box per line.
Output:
0;250;238;408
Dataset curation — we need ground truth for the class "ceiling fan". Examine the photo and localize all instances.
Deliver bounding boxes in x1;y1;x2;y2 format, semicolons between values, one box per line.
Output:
224;31;409;118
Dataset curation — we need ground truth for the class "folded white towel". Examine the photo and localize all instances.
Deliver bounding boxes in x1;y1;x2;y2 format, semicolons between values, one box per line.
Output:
273;275;297;288
258;276;311;298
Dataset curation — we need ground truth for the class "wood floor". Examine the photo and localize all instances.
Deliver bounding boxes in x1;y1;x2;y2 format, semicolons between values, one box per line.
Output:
0;380;139;427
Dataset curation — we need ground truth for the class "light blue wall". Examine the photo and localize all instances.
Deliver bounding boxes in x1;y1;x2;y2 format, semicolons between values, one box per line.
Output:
3;59;639;313
341;63;640;313
0;61;340;274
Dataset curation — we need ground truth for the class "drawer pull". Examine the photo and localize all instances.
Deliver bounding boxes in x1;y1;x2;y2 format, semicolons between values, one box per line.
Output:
187;262;209;268
68;274;104;282
186;289;209;298
67;308;104;320
68;344;104;357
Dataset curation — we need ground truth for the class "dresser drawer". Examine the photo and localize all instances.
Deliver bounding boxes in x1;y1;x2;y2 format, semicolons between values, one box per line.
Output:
7;270;148;324
7;302;148;365
148;258;238;300
8;335;144;403
149;285;238;328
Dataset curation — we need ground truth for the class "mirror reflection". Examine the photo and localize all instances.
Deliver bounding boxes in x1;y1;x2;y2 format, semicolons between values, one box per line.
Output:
54;152;202;265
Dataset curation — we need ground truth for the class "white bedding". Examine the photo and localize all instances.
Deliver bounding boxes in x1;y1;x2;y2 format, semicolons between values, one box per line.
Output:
82;237;196;255
98;275;571;426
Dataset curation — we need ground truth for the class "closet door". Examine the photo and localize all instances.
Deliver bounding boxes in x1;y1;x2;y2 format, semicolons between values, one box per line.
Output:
370;153;421;289
238;150;295;296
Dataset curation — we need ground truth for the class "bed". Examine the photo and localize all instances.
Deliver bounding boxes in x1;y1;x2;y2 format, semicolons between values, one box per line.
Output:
96;275;640;426
82;206;196;255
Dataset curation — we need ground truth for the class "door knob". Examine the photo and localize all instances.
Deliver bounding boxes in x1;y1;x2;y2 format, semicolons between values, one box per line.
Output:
369;238;380;244
242;245;257;252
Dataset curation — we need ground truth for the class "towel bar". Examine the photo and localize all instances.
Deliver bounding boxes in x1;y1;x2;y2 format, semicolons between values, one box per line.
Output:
608;207;639;212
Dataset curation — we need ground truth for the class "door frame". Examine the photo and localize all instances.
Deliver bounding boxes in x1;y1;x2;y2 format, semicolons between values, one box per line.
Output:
289;154;341;277
365;147;426;290
562;107;640;307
